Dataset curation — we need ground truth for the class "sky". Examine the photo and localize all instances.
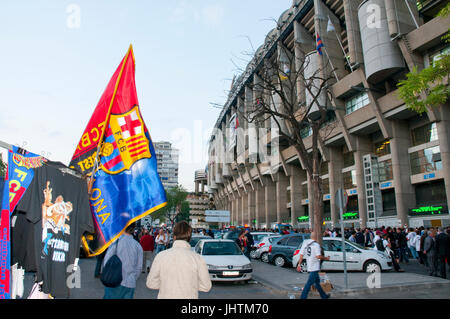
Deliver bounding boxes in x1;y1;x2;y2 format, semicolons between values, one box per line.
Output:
0;0;292;191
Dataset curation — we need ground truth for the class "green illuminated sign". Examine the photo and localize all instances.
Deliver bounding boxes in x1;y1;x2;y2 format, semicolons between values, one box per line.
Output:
342;212;359;220
298;216;309;222
410;206;448;216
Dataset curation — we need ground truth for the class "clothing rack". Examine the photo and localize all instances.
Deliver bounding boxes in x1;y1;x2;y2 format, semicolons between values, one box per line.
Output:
0;139;85;180
0;140;12;151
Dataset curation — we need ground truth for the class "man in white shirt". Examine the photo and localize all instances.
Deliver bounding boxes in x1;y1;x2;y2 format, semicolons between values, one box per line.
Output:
147;221;212;299
296;232;330;299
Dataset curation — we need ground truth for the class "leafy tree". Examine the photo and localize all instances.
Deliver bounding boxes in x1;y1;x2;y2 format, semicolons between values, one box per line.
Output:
397;3;450;114
0;157;6;178
151;185;190;227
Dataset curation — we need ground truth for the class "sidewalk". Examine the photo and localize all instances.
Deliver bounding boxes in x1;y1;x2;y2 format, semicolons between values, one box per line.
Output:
251;260;450;298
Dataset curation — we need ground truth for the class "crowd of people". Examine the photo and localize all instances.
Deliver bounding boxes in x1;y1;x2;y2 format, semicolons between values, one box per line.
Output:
320;225;450;278
94;221;449;299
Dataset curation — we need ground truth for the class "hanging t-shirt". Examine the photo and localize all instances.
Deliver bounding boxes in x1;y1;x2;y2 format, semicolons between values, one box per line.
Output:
11;210;39;272
16;161;94;298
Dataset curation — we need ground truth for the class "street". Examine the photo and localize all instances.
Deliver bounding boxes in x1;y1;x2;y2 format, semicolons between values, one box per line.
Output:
20;254;450;299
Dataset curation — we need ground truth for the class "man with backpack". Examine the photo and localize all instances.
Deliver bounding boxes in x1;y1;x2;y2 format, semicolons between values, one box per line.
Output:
376;233;404;272
296;232;331;299
102;222;143;299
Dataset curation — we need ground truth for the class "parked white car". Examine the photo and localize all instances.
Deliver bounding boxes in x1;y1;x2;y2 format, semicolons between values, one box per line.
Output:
195;239;252;282
189;234;212;251
292;238;392;272
253;234;282;262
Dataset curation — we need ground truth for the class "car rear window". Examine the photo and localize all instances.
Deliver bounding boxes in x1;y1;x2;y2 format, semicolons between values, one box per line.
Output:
276;237;290;246
202;242;243;256
287;236;303;247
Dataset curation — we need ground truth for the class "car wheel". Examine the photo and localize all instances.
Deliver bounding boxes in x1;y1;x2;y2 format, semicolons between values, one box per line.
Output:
274;256;286;267
250;250;258;259
299;260;308;273
364;260;381;273
261;252;269;263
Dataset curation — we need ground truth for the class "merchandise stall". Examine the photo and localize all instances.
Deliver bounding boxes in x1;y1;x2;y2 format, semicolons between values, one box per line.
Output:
0;140;94;299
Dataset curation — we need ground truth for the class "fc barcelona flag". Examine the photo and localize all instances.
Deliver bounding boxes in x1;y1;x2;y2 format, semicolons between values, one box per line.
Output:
316;34;324;56
70;45;167;256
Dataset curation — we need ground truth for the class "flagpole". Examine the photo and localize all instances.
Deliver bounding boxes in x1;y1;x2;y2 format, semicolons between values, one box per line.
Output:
88;44;134;192
328;16;353;72
317;32;339;82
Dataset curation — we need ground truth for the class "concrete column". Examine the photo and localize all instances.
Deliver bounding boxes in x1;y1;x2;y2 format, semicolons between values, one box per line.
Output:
195;181;199;194
242;191;248;226
391;120;416;226
289;165;305;227
314;0;347;80
255;182;265;229
230;195;235;226
343;0;364;66
235;195;240;226
436;103;450;207
248;189;256;228
329;147;345;228
436;104;450;209
354;136;373;228
276;172;290;224
265;177;277;228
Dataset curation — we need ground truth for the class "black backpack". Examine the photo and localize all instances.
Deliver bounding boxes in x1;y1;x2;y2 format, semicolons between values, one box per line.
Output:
376;239;385;252
100;239;123;288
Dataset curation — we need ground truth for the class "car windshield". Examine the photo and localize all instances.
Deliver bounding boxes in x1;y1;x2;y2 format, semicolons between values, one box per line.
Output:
253;234;270;242
202;242;243;256
190;237;211;247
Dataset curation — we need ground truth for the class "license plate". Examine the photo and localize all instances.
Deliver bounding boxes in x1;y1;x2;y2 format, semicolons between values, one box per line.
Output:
222;271;239;276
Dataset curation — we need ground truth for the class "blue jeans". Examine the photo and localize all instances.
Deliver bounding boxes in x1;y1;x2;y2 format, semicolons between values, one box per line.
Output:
155;244;166;255
399;247;409;263
409;246;418;259
104;285;135;299
300;271;329;299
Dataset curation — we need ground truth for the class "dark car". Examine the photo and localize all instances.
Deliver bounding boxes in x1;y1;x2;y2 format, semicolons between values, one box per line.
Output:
268;233;311;267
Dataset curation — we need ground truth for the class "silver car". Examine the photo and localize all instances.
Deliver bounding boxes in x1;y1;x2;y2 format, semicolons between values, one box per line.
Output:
253;234;282;262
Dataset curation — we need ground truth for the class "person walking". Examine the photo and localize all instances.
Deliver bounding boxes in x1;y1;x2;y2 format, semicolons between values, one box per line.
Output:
383;233;404;272
397;228;409;264
236;229;248;253
423;229;438;276
406;228;418;259
103;223;143;299
435;227;449;279
296;232;331;299
146;221;212;299
419;230;429;266
155;229;168;255
355;229;365;246
364;228;374;248
140;229;155;273
244;229;254;259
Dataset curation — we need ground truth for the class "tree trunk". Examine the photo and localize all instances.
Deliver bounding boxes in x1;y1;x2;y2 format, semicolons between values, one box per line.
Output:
311;122;324;245
312;175;324;245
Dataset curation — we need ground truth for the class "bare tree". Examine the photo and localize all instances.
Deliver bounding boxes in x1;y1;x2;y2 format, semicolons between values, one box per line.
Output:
233;38;339;244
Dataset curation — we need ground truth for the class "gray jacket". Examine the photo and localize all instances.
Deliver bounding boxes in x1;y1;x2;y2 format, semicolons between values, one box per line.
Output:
423;236;436;256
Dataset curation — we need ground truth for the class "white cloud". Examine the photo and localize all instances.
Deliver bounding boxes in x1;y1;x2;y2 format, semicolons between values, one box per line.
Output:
171;1;224;27
200;4;224;26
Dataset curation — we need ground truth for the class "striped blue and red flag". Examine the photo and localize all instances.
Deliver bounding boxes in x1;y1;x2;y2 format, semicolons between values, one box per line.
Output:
316;34;324;56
